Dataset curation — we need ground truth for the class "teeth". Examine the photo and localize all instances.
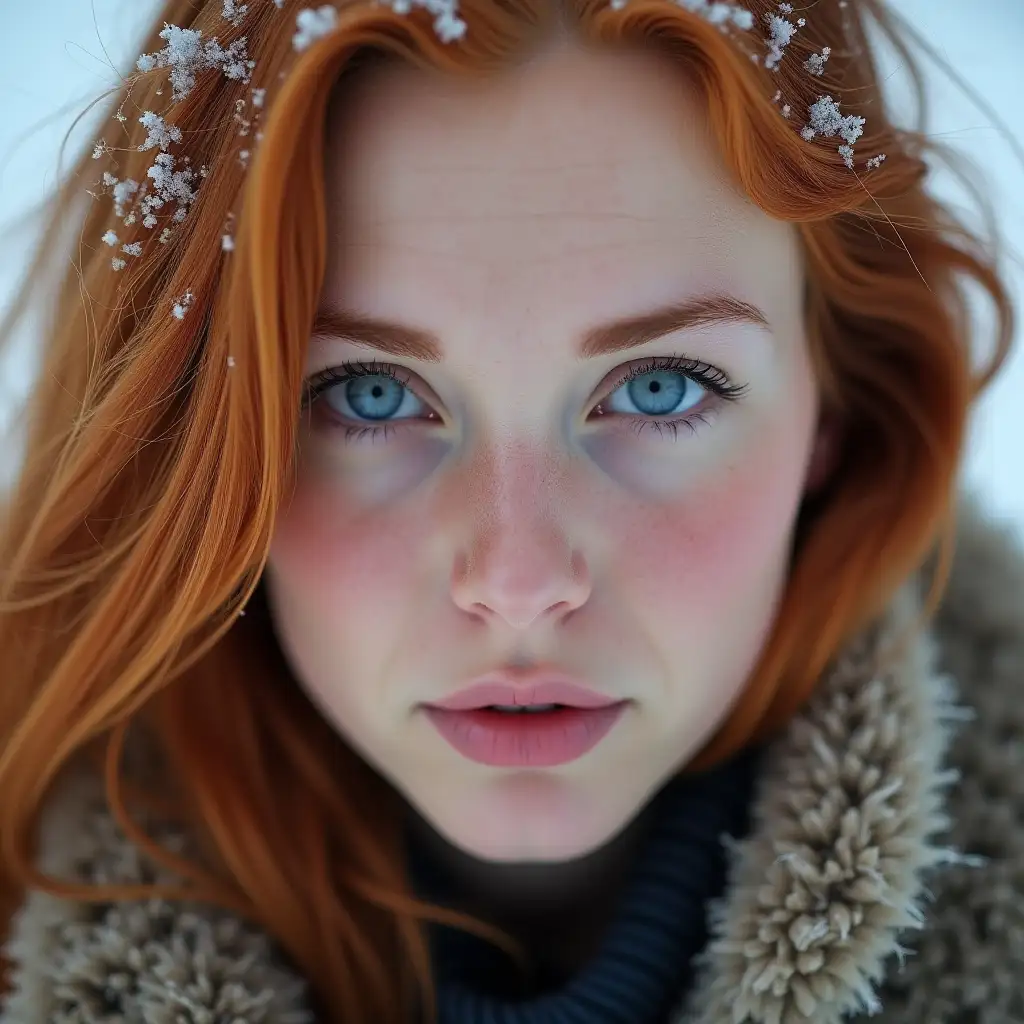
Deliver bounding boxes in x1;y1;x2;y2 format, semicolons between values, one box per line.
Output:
487;703;561;713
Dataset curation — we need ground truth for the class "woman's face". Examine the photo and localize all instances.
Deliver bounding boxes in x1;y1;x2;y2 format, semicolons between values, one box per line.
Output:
265;40;831;862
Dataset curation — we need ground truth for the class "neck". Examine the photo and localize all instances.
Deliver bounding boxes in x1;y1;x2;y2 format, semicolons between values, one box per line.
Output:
403;793;662;978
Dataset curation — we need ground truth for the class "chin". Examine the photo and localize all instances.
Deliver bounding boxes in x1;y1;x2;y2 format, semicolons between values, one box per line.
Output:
423;774;633;863
451;827;609;864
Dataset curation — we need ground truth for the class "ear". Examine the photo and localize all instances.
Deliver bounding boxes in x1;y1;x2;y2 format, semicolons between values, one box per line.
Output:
804;411;843;495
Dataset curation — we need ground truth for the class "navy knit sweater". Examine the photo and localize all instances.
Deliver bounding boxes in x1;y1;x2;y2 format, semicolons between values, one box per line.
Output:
405;743;762;1024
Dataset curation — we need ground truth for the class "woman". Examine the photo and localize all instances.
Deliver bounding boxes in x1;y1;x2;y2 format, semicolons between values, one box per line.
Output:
0;0;1021;1021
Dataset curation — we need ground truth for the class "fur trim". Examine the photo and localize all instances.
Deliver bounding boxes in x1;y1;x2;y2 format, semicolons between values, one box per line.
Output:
0;768;313;1023
677;582;973;1023
3;491;1023;1024
677;490;1024;1024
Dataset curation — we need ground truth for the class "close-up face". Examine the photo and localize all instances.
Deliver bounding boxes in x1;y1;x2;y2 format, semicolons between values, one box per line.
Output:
264;38;830;863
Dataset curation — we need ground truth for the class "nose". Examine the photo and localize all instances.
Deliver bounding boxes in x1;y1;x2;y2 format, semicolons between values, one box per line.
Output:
451;533;591;629
449;450;592;630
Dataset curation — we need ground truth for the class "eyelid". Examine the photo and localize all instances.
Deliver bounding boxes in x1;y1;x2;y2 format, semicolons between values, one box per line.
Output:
309;358;441;406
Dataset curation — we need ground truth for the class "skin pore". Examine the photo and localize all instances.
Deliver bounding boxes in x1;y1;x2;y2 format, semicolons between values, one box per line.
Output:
263;36;837;980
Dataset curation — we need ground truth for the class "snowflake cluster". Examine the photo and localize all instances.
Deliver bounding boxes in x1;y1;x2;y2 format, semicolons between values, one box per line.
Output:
376;0;468;42
763;3;804;70
222;0;249;26
293;5;340;50
609;0;752;30
804;45;831;76
607;0;884;172
171;290;195;319
96;108;206;271
136;23;256;103
139;110;182;152
800;95;868;169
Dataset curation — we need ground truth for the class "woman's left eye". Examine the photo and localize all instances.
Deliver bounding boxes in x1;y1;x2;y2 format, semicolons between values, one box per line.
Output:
301;355;749;444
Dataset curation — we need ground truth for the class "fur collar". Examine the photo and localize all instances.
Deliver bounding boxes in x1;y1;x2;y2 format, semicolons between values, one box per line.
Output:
3;492;1023;1024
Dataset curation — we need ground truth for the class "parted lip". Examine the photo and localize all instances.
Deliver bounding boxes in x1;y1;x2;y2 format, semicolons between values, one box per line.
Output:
424;671;622;711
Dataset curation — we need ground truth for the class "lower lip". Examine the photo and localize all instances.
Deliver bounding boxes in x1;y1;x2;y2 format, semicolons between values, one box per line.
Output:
422;703;629;767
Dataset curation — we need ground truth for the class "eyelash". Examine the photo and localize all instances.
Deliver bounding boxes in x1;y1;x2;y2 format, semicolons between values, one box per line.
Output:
301;354;750;444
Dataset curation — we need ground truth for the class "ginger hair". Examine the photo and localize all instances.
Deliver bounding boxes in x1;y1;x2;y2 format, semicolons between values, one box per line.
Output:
0;0;1016;1019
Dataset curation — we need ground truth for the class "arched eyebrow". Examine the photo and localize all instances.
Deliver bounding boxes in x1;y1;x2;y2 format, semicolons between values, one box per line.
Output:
311;293;771;364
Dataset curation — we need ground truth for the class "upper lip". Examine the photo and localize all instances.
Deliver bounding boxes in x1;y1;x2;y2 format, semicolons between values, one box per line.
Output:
425;669;622;711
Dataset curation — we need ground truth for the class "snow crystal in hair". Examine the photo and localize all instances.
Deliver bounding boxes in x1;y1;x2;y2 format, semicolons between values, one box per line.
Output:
137;24;256;103
292;6;339;51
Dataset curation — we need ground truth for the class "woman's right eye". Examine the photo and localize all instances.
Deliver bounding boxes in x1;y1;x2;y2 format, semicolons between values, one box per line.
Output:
316;364;429;423
302;361;440;442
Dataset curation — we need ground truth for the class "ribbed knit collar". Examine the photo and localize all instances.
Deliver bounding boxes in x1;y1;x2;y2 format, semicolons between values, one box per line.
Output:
406;742;763;1024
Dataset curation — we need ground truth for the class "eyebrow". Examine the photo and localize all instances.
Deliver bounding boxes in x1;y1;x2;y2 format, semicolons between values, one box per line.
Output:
311;292;771;363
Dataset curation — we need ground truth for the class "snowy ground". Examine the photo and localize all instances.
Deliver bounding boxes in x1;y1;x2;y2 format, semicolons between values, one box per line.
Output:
1;0;1022;541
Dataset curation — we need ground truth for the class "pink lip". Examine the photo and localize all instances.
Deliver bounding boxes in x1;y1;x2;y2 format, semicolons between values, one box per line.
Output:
427;674;620;711
422;671;629;767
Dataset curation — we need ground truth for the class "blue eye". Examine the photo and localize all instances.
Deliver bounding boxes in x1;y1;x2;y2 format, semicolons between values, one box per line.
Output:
301;356;748;444
302;360;432;443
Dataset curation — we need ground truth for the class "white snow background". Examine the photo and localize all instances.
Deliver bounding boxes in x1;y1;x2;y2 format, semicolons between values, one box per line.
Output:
1;0;1022;541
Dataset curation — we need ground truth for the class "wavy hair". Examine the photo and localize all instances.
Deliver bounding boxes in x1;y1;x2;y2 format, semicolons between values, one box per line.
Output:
0;0;1017;1018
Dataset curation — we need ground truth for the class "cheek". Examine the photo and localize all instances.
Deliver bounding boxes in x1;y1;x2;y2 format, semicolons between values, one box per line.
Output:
613;416;812;623
268;478;420;628
266;477;435;749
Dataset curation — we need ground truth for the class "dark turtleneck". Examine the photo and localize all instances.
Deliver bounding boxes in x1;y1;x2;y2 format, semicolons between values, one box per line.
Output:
405;742;762;1024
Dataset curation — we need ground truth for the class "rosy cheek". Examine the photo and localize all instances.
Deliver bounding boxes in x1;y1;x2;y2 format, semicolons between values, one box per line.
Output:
269;485;336;587
270;479;420;609
608;427;807;620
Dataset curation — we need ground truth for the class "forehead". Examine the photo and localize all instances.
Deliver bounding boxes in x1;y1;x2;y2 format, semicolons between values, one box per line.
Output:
319;41;800;335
